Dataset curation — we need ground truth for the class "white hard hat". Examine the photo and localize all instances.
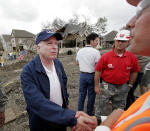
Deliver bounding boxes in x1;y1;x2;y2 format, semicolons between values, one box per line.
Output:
114;30;131;41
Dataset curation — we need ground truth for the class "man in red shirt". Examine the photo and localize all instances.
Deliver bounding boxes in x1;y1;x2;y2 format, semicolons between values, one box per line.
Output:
94;30;140;117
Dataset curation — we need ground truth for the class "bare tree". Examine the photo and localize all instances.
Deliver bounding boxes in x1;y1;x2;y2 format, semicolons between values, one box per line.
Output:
51;18;66;31
78;15;107;35
91;17;107;34
41;21;53;31
41;18;66;31
41;15;108;34
68;14;79;25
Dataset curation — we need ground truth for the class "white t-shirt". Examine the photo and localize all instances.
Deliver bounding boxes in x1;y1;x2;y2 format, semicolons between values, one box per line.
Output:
76;46;101;73
43;61;63;106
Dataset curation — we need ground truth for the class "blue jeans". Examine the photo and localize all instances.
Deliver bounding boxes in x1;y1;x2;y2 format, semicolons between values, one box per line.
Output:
9;56;13;61
78;72;96;115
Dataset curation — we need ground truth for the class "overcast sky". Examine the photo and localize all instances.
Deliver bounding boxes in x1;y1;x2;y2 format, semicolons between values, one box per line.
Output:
0;0;136;35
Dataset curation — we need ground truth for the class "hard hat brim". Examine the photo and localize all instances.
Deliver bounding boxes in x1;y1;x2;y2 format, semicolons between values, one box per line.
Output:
114;38;129;41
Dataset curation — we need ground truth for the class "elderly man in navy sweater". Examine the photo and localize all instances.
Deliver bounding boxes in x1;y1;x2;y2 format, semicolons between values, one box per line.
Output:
21;30;96;131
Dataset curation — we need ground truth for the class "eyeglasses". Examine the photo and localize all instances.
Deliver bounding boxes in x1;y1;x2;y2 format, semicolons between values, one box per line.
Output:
136;0;150;18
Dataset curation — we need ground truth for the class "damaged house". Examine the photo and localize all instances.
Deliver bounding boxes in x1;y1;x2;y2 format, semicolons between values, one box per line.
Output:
10;29;36;51
1;29;36;58
56;24;90;54
102;30;117;48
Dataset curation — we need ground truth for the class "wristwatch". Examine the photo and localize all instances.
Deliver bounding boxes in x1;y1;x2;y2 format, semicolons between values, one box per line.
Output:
96;116;101;125
128;84;133;88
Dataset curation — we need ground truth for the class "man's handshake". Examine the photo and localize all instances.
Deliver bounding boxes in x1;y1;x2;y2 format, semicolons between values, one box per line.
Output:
72;109;124;131
72;111;97;131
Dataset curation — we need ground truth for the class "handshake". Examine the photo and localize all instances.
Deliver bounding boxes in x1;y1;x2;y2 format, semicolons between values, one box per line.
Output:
72;111;97;131
72;109;124;131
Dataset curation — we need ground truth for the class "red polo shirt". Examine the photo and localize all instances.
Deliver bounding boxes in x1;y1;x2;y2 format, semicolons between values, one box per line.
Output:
95;50;140;85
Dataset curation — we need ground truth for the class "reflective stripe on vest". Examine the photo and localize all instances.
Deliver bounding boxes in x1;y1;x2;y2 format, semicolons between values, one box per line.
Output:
115;95;150;128
124;117;150;131
111;91;150;131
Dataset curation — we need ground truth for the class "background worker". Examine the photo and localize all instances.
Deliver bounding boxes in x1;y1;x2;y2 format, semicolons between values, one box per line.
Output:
76;33;101;115
94;30;140;116
125;55;150;110
140;61;150;94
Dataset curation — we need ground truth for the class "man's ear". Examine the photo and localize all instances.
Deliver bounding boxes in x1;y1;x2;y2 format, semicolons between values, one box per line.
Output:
36;44;40;51
90;40;93;44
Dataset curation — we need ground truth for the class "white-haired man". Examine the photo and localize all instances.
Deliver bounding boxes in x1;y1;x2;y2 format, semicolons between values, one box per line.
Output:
21;30;96;131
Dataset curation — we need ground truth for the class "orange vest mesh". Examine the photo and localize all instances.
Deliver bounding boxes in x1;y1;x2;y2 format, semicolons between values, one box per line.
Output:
111;91;150;131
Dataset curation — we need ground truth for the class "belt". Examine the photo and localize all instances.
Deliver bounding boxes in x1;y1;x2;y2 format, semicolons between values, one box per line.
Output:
80;71;95;74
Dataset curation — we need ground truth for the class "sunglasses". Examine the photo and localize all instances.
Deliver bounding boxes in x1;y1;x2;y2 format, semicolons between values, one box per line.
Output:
136;0;150;18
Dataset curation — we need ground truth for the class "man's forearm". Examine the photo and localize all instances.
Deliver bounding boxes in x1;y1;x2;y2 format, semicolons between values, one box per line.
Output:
95;71;101;87
128;72;138;85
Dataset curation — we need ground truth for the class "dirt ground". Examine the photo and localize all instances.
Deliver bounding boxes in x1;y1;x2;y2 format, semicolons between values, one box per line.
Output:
0;54;81;131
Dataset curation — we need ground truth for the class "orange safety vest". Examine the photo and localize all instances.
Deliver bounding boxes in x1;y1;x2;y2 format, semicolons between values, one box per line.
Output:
111;90;150;131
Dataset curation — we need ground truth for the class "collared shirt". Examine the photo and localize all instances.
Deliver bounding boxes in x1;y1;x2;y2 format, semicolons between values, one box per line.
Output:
76;45;101;73
95;50;140;85
43;61;63;106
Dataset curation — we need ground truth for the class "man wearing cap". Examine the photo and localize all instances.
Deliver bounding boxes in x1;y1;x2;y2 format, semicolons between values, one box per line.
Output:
20;30;95;131
94;29;140;117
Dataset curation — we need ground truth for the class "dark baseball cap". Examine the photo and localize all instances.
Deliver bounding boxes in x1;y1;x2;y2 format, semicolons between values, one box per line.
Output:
35;30;63;45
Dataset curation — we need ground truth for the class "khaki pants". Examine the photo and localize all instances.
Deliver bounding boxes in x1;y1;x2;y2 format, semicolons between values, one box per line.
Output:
95;81;129;117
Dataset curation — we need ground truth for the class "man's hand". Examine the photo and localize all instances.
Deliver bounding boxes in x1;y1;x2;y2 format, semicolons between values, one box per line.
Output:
94;85;101;95
72;111;97;131
101;109;124;129
0;112;5;127
128;84;133;88
76;111;97;129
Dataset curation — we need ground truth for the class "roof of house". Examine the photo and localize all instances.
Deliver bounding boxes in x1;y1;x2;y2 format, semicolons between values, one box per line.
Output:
104;31;117;42
56;24;88;37
11;29;35;38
